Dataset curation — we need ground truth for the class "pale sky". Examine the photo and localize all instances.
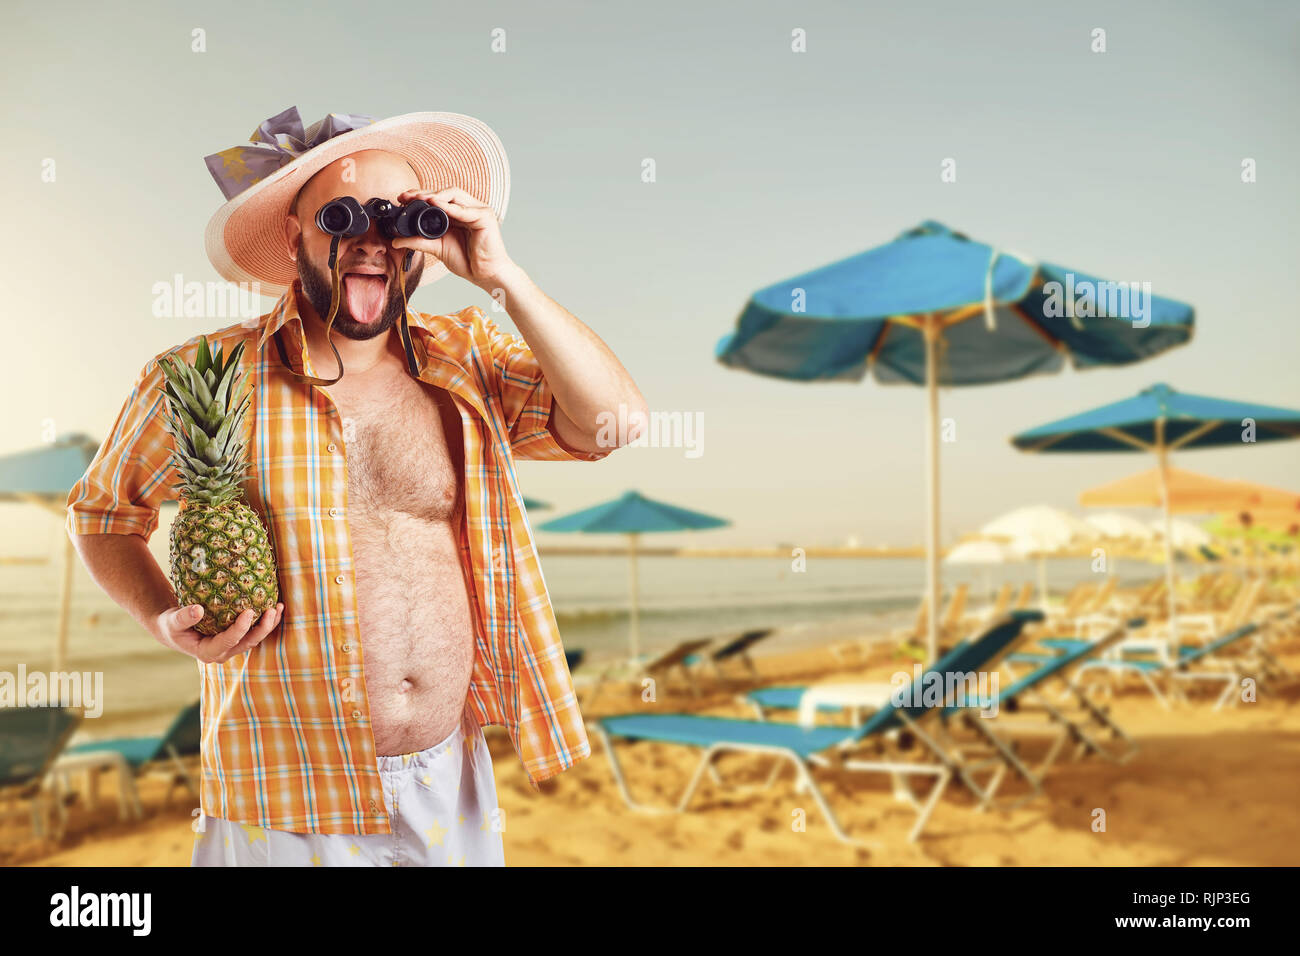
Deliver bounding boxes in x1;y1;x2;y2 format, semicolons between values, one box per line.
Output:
3;0;1297;549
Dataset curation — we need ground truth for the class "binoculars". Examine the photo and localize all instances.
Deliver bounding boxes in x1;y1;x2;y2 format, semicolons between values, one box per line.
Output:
314;196;450;240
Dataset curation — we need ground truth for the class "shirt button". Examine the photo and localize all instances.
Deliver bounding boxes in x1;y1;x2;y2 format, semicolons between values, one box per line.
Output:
369;799;378;812
341;643;353;653
352;709;362;720
329;507;340;518
327;443;338;453
334;574;345;585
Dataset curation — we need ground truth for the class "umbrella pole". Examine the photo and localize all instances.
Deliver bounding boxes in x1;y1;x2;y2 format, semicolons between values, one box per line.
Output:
1156;427;1179;647
923;318;941;662
55;532;74;674
627;532;640;661
1037;554;1048;612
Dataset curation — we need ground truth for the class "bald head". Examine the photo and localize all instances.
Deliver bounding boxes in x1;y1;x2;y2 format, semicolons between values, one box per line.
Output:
290;148;420;219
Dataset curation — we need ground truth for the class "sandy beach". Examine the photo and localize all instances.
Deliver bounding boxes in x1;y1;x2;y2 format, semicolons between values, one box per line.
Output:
8;623;1299;868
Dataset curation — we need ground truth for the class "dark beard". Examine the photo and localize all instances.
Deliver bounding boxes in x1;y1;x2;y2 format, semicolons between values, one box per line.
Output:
297;252;424;341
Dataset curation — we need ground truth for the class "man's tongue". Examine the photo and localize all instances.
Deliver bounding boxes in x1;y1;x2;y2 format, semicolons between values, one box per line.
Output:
343;274;387;324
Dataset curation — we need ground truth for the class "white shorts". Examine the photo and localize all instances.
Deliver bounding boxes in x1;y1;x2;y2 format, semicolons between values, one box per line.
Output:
191;706;505;867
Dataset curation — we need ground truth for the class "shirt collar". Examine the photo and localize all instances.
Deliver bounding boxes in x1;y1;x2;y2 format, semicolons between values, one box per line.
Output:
256;279;444;375
256;280;490;423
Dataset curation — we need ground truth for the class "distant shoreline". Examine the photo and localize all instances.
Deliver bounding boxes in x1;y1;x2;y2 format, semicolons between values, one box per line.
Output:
536;544;927;557
534;544;1135;559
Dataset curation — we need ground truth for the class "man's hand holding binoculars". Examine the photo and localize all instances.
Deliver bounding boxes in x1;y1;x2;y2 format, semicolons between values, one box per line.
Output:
390;186;518;292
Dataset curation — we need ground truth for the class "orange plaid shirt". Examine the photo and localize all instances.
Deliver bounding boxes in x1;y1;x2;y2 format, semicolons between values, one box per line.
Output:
66;281;610;834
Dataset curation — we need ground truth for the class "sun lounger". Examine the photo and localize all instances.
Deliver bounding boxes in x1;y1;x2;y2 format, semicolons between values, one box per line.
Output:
1178;571;1235;612
61;700;202;808
748;621;1141;803
704;628;774;681
1047;582;1097;622
940;624;1140;791
583;637;717;707
0;707;82;841
1077;619;1271;709
830;584;971;663
590;611;1043;845
1172;579;1263;642
1073;577;1179;638
963;583;1013;631
829;597;927;664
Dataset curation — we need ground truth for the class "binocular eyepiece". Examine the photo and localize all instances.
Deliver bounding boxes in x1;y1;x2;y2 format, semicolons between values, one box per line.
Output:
314;196;450;241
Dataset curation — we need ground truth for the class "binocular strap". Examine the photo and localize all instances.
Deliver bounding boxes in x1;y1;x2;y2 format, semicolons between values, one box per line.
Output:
275;241;423;386
396;252;422;378
276;234;346;387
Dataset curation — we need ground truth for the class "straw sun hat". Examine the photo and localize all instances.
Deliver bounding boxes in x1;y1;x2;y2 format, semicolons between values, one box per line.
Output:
203;106;511;295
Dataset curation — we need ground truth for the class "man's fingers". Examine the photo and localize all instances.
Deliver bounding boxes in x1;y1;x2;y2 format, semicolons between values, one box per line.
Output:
196;609;258;662
398;186;486;209
159;603;285;664
163;604;205;634
222;604;285;660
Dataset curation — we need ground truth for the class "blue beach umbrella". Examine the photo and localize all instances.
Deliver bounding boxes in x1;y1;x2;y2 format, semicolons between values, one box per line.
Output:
538;491;729;658
0;433;102;671
521;497;550;510
1012;383;1300;642
716;221;1194;659
0;433;100;497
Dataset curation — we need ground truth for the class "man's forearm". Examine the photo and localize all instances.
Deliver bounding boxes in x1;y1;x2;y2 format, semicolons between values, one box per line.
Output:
71;531;178;639
485;264;647;448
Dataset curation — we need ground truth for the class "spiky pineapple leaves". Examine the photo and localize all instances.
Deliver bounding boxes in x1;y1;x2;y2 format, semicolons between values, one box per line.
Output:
156;336;254;506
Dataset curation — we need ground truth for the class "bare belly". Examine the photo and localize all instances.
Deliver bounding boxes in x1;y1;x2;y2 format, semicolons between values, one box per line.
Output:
350;509;476;755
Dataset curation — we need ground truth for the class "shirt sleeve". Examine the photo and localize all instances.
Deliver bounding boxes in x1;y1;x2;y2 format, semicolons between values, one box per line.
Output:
65;353;178;540
474;306;612;463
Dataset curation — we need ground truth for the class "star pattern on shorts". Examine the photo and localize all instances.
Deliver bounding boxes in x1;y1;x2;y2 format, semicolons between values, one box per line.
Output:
447;852;466;866
348;843;361;856
241;824;266;845
310;853;322;866
425;819;448;847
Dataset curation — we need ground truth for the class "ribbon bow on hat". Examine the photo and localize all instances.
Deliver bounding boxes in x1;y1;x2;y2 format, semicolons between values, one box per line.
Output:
204;106;377;200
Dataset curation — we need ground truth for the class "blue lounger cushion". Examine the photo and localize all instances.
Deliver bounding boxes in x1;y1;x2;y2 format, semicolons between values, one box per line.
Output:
65;736;164;767
599;714;858;758
748;686;852;713
61;700;202;770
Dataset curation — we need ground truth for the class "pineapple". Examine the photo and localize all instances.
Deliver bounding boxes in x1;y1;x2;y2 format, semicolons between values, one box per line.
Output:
158;336;279;636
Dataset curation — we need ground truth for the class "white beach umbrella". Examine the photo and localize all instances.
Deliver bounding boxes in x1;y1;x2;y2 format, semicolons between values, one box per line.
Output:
944;538;1018;602
1086;512;1157;542
981;506;1096;610
1085;512;1157;577
1151;517;1213;551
